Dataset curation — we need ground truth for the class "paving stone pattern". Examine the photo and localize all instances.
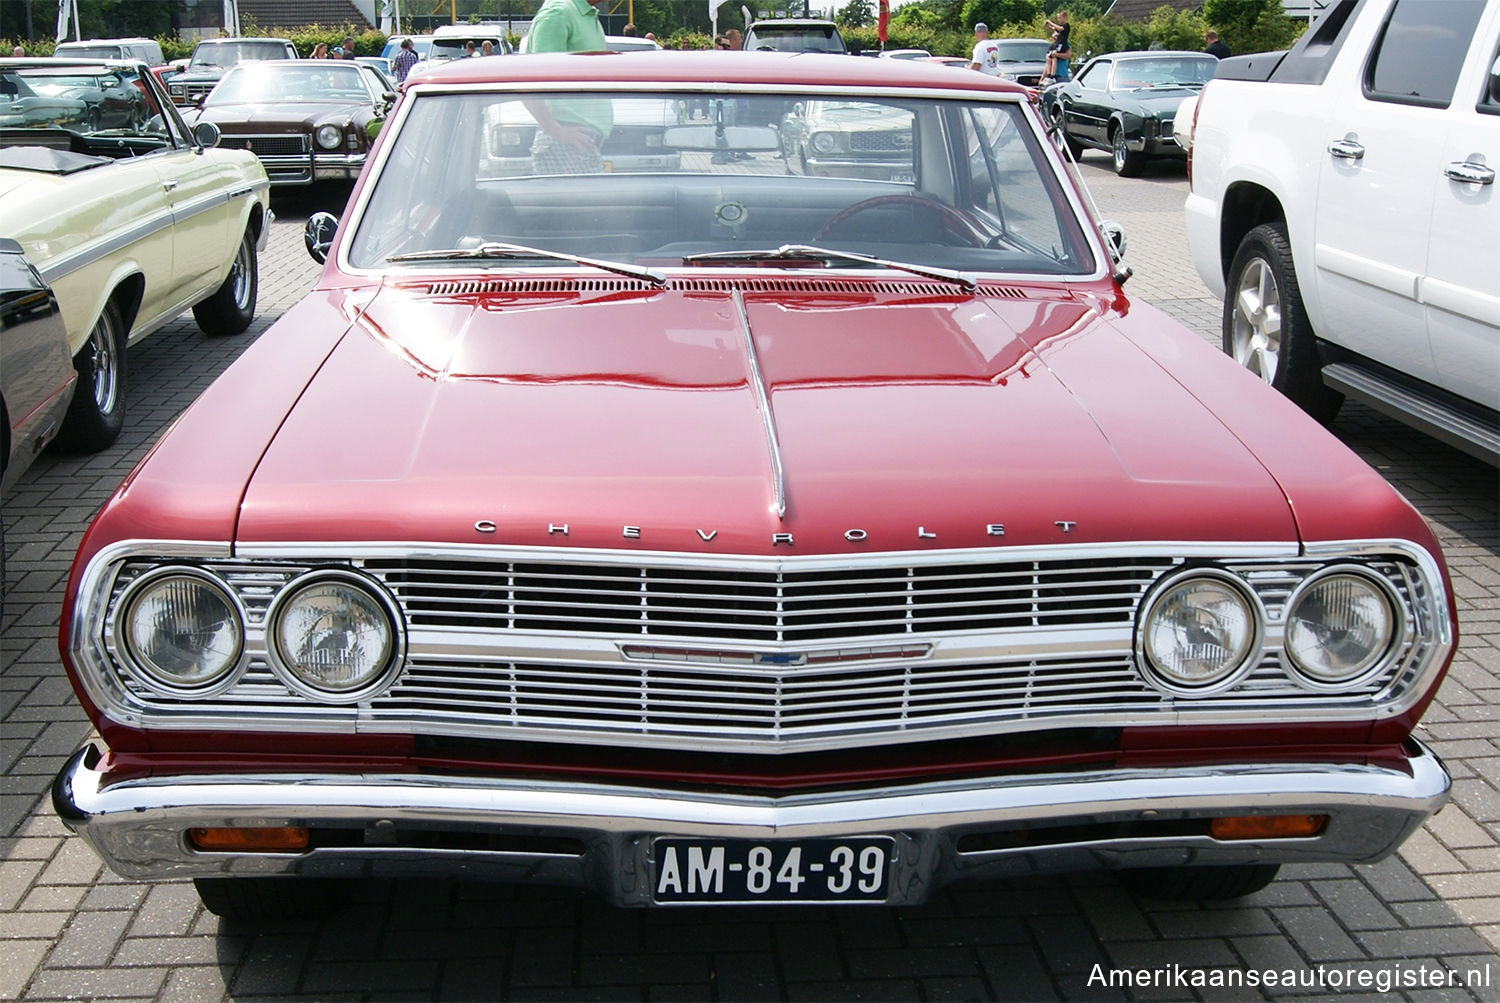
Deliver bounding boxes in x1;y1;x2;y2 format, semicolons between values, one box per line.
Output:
1;163;1496;1001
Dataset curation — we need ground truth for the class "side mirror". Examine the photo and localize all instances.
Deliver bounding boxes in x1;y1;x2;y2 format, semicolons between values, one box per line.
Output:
191;120;220;150
304;212;338;264
1101;219;1126;260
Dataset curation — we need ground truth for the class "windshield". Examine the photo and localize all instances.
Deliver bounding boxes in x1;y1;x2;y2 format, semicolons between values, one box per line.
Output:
744;26;844;53
0;64;179;151
189;41;287;69
345;88;1094;277
207;63;369;104
993;41;1049;62
53;45;123;58
1109;56;1217;88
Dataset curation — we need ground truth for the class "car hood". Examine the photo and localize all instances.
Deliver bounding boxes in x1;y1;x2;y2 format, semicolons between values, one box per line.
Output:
231;282;1306;553
193;102;364;127
1114;86;1202;115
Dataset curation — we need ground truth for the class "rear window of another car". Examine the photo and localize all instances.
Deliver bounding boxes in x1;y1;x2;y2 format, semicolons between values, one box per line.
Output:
744;25;845;53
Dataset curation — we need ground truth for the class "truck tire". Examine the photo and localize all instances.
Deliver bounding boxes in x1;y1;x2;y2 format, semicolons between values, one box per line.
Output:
56;300;126;452
192;228;258;337
1224;222;1342;423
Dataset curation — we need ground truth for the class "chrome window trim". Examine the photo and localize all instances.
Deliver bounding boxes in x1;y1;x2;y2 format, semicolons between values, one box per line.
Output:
338;78;1108;284
66;538;1453;752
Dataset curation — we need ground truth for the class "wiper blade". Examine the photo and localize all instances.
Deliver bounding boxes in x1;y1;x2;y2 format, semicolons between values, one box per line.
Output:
681;244;975;291
387;241;666;286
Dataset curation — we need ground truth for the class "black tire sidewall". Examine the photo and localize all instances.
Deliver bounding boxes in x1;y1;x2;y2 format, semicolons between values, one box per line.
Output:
1223;222;1341;423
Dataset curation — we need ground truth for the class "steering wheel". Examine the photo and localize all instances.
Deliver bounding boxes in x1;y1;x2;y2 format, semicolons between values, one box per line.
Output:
813;194;986;247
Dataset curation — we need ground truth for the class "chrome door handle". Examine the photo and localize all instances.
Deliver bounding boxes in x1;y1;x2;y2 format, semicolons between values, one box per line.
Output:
161;179;178;191
1328;139;1365;161
1444;160;1495;185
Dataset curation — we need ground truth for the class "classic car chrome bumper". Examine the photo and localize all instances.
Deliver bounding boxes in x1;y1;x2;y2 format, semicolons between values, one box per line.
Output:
255;153;366;186
54;741;1449;906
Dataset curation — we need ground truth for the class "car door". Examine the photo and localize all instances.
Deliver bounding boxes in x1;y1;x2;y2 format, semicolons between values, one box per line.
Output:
1423;11;1500;411
145;74;241;306
1066;59;1112;146
1313;0;1488;385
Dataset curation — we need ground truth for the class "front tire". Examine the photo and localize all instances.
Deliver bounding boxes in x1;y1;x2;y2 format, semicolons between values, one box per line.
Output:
1119;863;1281;901
56;300;126;452
1110;127;1143;177
192;228;258;337
1224;222;1342;423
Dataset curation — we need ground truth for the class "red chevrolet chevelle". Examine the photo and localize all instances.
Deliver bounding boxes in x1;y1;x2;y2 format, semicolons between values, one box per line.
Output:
52;52;1455;919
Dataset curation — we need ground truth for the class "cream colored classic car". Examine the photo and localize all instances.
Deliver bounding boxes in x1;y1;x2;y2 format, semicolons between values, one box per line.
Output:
0;58;271;451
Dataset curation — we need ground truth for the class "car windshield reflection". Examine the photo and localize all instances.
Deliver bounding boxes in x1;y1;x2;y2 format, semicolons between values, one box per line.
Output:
346;89;1094;278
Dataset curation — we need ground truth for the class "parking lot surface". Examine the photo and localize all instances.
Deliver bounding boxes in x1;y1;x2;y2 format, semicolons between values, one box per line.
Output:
2;158;1497;1001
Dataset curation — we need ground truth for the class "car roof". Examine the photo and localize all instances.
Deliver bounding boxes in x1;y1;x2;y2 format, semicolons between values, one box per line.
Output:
415;50;1028;94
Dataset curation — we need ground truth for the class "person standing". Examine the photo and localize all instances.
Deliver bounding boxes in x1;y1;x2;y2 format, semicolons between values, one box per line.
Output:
1041;10;1071;85
1204;30;1231;58
311;42;329;59
970;23;1000;75
390;36;418;81
522;0;611;173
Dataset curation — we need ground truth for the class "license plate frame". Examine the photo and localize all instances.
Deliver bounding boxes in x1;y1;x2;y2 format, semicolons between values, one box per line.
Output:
651;836;894;904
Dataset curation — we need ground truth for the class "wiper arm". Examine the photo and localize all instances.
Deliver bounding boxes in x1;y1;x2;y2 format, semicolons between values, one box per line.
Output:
387;241;666;286
681;244;976;291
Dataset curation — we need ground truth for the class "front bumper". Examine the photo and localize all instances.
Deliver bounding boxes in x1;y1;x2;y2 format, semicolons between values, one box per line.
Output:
255;153;366;186
54;741;1449;906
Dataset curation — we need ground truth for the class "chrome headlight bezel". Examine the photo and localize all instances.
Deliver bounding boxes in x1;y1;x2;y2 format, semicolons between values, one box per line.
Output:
114;567;248;698
265;569;404;703
1136;568;1264;696
810;131;839;155
1283;566;1402;690
315;124;344;150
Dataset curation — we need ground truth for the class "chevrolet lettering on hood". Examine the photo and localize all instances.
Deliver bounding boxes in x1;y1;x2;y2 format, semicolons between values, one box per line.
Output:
53;52;1456;921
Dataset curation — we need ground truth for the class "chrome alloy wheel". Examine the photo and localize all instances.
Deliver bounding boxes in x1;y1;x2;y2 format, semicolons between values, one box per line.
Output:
1228;254;1282;383
228;237;253;311
86;309;121;414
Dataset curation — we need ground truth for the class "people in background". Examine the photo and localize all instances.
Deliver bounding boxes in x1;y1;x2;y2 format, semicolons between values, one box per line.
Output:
311;42;329;58
523;0;612;172
1204;30;1231;58
391;36;418;81
970;23;1000;75
481;40;495;56
1041;10;1071;85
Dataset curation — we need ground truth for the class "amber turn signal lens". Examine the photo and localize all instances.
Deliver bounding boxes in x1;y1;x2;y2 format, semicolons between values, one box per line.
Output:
1210;815;1327;840
189;826;310;851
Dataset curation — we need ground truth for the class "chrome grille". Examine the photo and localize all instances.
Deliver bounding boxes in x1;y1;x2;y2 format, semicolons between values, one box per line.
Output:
849;131;911;153
94;546;1445;753
368;556;1163;641
220;133;309;156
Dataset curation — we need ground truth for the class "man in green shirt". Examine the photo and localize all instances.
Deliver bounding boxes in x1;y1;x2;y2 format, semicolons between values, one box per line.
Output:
522;0;613;173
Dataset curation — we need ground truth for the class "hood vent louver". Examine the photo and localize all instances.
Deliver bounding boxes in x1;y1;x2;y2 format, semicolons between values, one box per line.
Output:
418;277;1032;299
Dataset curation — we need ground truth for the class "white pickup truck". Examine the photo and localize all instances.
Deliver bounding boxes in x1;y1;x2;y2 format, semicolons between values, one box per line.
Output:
1178;0;1499;464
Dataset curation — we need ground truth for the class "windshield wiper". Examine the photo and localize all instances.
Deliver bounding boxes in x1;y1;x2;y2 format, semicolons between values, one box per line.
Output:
387;241;666;286
681;244;976;291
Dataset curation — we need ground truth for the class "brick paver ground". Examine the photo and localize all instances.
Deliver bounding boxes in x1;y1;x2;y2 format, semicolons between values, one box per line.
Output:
1;160;1496;1001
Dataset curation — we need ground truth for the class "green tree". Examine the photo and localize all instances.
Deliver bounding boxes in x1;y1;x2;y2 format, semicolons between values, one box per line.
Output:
837;0;876;29
1201;0;1301;55
1144;4;1204;50
959;0;1043;31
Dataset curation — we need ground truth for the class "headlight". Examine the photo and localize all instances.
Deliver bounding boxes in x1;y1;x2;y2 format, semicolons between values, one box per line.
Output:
268;572;400;701
316;125;344;150
118;569;245;695
1285;569;1397;687
810;132;839;155
1138;571;1260;694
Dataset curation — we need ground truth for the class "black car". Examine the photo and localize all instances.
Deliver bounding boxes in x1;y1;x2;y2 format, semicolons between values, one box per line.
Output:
1043;50;1216;176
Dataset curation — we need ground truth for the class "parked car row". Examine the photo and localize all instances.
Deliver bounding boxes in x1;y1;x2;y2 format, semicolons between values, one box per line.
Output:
0;57;270;491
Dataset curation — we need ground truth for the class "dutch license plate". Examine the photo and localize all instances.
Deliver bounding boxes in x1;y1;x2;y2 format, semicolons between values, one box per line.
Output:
651;836;893;904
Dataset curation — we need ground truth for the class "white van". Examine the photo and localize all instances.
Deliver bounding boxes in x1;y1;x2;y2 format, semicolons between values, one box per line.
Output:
53;38;166;65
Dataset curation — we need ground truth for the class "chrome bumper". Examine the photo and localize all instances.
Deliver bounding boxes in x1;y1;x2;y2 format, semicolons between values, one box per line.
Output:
53;741;1449;906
